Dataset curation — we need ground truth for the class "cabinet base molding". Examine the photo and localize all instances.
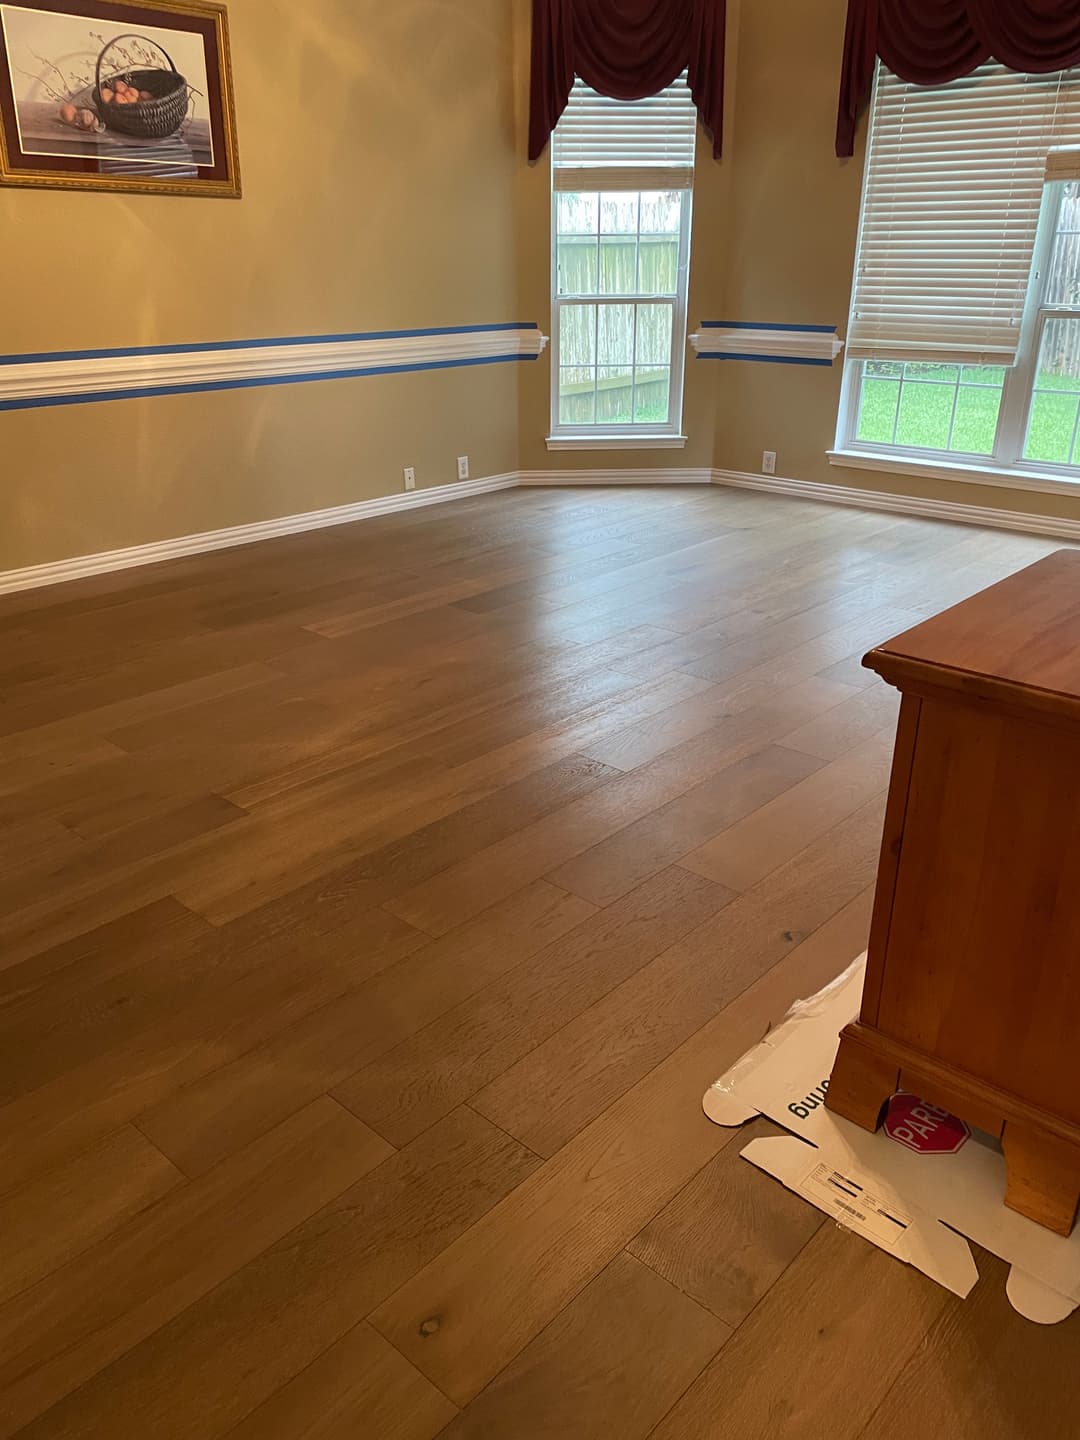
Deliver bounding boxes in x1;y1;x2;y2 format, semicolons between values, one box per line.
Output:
827;1021;1080;1237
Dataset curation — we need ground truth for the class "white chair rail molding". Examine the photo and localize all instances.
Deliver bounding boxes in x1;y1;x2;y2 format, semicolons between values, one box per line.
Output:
0;323;549;411
691;321;846;366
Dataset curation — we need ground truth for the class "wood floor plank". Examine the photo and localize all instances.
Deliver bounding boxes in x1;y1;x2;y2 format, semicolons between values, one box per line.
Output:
0;663;279;777
613;584;891;687
546;742;823;906
334;866;732;1148
646;1225;951;1440
0;737;127;804
0;896;210;1010
0;1098;390;1438
172;751;620;926
677;603;920;697
0;1126;184;1307
227;667;712;815
16;1109;534;1440
385;680;865;938
0;816;83;876
134;881;593;1176
469;821;879;1159
438;1252;730;1440
367;894;882;1407
626;1117;823;1327
0;903;423;1119
0;620;323;739
816;651;880;690
224;1325;457;1440
673;596;909;688
0;490;1059;1440
681;728;895;893
856;1251;1080;1440
373;650;692;776
576;674;856;773
0;795;249;920
779;680;900;762
0;904;419;1196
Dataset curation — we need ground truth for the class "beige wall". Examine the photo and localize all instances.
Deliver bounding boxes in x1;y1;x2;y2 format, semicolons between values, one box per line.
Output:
8;0;1080;576
0;0;521;571
712;0;1080;527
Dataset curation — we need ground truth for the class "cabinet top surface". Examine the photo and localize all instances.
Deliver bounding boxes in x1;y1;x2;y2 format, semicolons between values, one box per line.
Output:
869;549;1080;703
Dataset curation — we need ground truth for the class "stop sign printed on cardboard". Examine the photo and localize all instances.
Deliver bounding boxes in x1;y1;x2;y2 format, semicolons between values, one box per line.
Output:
884;1093;970;1155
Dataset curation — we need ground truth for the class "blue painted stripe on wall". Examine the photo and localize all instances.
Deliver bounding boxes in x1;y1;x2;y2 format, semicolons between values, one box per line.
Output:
0;322;539;369
0;352;537;413
698;353;834;367
700;320;837;334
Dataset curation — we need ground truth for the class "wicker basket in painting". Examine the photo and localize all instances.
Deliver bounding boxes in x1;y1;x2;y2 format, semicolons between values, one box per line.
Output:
94;34;189;139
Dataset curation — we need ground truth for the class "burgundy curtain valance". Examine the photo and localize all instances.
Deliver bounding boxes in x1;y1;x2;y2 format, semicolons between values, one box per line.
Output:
529;0;727;162
837;0;1080;157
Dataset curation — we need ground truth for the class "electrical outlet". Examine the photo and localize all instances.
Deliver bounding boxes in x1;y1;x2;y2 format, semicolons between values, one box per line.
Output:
457;455;470;481
403;467;416;491
762;451;777;475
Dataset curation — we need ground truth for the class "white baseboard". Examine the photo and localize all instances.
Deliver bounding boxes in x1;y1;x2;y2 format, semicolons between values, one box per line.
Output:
520;467;712;486
712;467;1080;542
5;462;1078;598
0;472;517;597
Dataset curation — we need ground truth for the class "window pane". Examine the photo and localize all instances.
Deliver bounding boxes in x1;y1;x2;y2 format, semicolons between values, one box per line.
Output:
558;238;597;295
1026;391;1079;464
599;238;639;295
639;191;682;234
560;304;596;366
552;178;689;436
856;377;900;444
634;366;671;424
950;384;1000;455
1025;318;1080;465
960;364;1006;386
557;193;599;235
895;382;954;450
635;305;673;365
1031;317;1080;391
638;238;679;295
599;193;639;234
903;362;959;384
855;362;1004;454
597;304;635;366
559;367;596;425
1045;181;1080;308
596;366;634;424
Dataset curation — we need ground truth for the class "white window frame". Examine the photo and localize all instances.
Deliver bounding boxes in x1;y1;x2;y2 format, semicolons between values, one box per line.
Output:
832;72;1080;496
548;189;692;449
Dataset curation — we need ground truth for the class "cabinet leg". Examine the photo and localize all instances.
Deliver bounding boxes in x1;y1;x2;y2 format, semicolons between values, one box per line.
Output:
825;1025;900;1134
1002;1122;1080;1237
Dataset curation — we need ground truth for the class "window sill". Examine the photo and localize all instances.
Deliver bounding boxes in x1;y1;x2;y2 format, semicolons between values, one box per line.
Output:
827;448;1080;499
546;434;688;452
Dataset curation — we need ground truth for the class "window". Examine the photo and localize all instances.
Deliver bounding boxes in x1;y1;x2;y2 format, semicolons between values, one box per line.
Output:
836;63;1080;482
550;77;696;446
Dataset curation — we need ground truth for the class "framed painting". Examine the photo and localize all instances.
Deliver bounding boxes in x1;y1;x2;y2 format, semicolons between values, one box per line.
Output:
0;0;239;196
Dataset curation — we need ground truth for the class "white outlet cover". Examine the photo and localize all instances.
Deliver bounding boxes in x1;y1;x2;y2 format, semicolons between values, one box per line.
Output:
457;456;470;480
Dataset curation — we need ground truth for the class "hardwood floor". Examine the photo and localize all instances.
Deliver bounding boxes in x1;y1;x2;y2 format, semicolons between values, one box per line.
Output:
0;485;1075;1438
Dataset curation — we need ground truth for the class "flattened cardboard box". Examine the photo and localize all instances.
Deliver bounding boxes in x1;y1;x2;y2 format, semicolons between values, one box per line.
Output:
704;956;1080;1325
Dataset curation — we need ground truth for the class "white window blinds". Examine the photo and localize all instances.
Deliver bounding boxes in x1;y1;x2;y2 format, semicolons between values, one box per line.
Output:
848;63;1080;366
551;75;697;193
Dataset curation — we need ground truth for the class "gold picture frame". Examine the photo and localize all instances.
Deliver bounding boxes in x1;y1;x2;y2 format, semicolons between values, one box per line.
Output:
0;0;240;197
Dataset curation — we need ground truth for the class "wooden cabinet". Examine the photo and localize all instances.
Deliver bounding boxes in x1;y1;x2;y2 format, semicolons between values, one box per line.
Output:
825;549;1080;1235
